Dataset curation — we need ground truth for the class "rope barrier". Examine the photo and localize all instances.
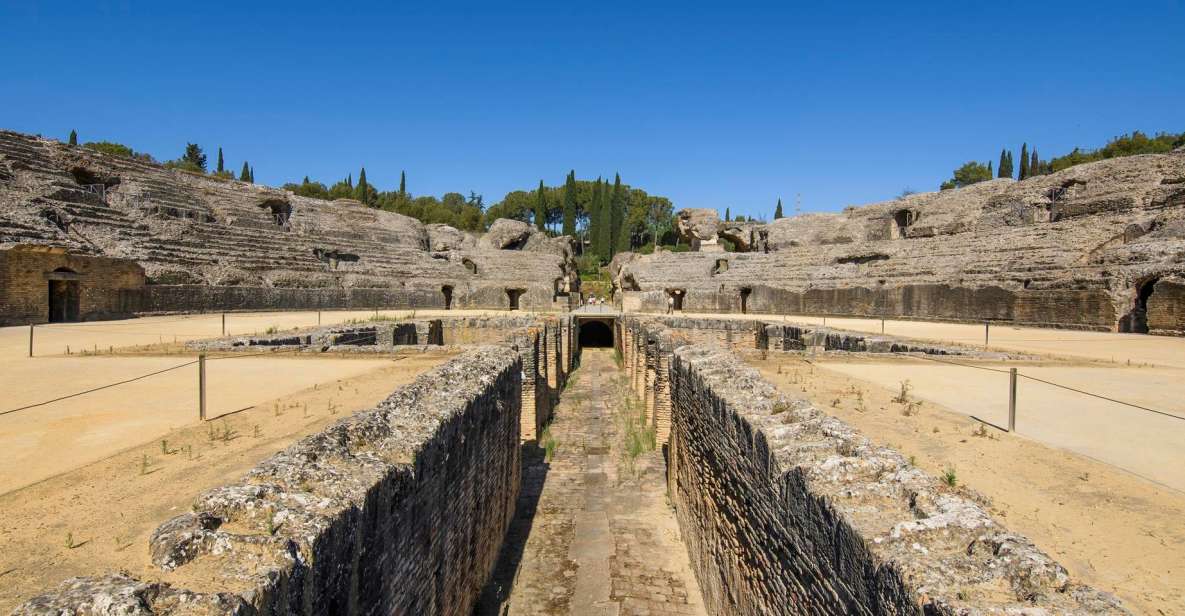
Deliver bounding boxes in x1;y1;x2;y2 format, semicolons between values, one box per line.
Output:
1016;373;1185;422
889;352;1184;421
0;360;199;417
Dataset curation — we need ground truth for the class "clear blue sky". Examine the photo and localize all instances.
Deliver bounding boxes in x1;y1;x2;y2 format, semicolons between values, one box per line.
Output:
2;1;1182;219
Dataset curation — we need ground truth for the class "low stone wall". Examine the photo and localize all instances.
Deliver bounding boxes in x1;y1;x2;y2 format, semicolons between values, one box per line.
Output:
15;347;523;615
622;319;1126;615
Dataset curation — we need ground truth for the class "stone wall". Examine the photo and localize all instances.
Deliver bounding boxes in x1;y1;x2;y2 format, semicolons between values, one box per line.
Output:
614;150;1185;334
0;245;144;325
621;319;1126;615
16;347;524;615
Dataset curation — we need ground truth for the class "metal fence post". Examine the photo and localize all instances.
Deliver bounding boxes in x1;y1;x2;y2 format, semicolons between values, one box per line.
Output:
1008;367;1017;432
318;309;322;326
984;320;990;348
221;313;226;336
199;354;207;421
881;318;885;334
29;324;34;357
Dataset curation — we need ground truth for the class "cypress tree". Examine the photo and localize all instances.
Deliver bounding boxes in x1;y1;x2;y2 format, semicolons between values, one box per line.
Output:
249;166;255;183
240;161;251;182
303;175;310;184
68;130;77;146
587;178;602;257
216;148;224;173
988;160;993;177
609;174;624;256
356;167;369;204
597;179;613;259
613;176;631;254
1019;143;1029;180
562;170;577;236
399;171;406;197
725;207;730;222
1030;150;1039;177
774;199;784;219
535;180;547;230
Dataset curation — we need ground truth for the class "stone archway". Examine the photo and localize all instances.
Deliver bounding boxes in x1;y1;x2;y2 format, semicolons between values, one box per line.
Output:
1120;277;1160;334
442;285;454;310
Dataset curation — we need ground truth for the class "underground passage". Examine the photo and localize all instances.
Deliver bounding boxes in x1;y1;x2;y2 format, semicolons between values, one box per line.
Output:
576;319;614;347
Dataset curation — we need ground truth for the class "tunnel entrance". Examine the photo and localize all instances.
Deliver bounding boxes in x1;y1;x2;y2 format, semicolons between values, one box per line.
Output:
48;269;81;323
740;287;751;314
442;285;453;310
667;289;685;312
578;320;614;348
1120;277;1159;333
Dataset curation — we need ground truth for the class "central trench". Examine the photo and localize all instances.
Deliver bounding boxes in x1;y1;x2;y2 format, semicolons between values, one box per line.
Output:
476;347;707;616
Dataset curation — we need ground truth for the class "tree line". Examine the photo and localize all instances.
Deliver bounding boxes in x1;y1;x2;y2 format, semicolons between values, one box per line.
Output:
68;131;256;184
940;130;1185;190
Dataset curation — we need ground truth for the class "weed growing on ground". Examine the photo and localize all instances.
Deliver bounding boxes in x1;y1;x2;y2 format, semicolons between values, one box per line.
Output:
139;455;150;475
941;466;958;488
328;399;338;415
971;423;989;438
892;380;913;404
265;325;279;334
253;424;262;438
901;400;921;416
266;510;281;536
160;439;171;455
65;532;75;549
540;426;560;462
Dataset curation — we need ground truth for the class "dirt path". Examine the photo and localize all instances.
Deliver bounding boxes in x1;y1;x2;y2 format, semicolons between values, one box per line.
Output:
478;349;706;616
0;351;455;613
750;354;1185;615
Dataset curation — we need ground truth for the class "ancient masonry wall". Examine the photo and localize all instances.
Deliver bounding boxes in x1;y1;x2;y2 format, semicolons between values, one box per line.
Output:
622;318;1127;615
17;347;524;615
0;247;144;325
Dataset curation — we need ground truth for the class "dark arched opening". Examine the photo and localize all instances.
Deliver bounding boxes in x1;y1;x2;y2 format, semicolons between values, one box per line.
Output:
506;288;524;310
892;209;915;238
740;287;751;314
442;285;453;310
48;268;81;323
1120;277;1159;334
579;321;614;348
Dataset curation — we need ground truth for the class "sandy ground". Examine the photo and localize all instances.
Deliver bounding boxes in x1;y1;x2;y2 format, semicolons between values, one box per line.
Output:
0;350;456;612
683;312;1185;368
817;359;1185;492
1;308;504;360
751;354;1185;615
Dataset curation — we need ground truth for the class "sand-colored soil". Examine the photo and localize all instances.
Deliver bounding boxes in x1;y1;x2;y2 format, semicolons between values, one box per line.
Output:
684;312;1185;368
818;360;1185;492
0;350;455;613
751;354;1185;615
0;308;502;360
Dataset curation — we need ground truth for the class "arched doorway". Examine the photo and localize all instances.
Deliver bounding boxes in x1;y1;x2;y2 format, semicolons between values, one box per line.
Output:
578;321;614;348
740;288;751;314
48;268;81;322
441;285;453;310
506;288;525;311
1120;277;1159;333
667;289;685;313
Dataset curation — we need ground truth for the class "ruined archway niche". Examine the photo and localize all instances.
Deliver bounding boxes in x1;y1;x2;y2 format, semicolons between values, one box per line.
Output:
1119;276;1160;334
462;258;478;275
666;288;685;312
740;287;752;314
441;285;454;310
259;198;292;227
712;259;730;275
506;288;525;310
70;167;120;188
891;209;918;239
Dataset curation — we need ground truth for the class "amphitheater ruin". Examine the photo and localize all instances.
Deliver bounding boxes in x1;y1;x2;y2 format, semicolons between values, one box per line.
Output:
2;129;1184;614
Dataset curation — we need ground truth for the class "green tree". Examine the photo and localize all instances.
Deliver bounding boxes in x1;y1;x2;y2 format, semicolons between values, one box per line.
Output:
774;199;784;219
997;149;1010;178
562;170;577;236
1019;143;1029;180
940;161;993;190
216;147;224;173
68;130;77;146
249;166;255;183
182;143;207;172
355;167;370;204
610;174;626;255
240;161;251;182
399;171;407;197
534;179;547;230
1030;149;1040;177
724;207;730;222
587;177;603;257
597;179;613;260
